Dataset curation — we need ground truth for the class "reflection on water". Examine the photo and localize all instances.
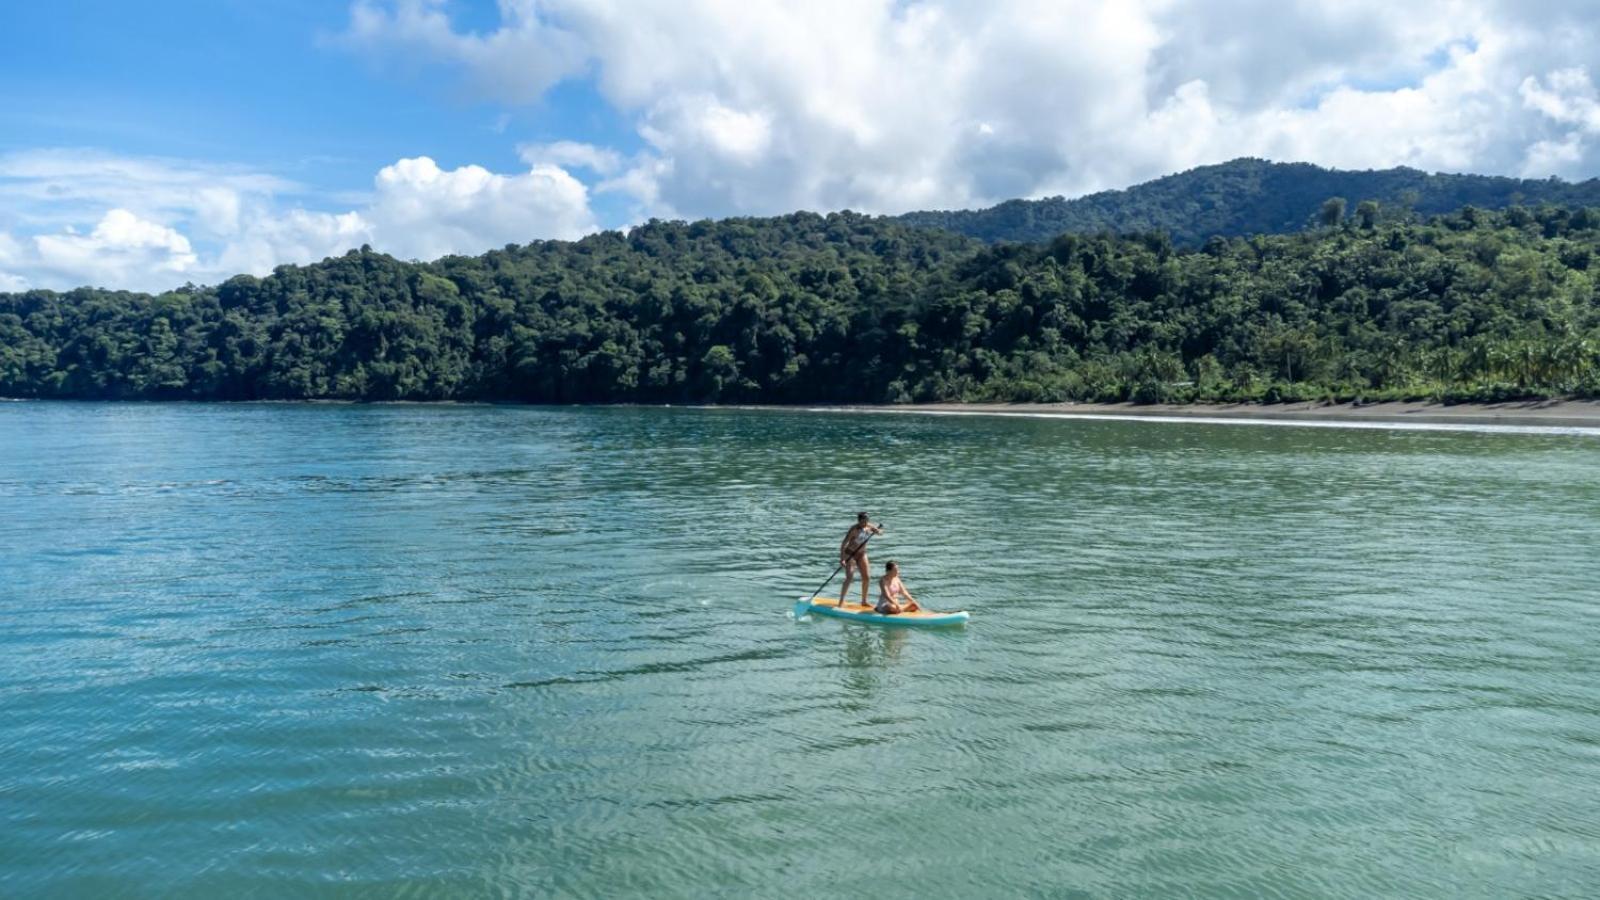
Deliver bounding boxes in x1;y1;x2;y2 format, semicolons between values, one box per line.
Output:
840;622;914;673
1;402;1598;898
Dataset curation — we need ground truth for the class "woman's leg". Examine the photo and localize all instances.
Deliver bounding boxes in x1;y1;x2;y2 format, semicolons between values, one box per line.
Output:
856;553;871;606
837;560;854;608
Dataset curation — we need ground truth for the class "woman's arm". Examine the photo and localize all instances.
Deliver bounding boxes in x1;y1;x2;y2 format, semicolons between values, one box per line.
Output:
897;580;918;610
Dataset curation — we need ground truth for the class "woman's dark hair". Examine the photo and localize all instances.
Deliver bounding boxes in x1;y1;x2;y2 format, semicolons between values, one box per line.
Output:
885;560;898;572
857;511;869;522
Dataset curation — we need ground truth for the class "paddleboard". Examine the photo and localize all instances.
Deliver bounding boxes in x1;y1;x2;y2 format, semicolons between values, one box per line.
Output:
793;596;969;627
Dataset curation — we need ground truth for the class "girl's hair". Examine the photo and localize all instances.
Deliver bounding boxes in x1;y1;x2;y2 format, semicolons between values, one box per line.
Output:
857;511;870;521
884;560;898;572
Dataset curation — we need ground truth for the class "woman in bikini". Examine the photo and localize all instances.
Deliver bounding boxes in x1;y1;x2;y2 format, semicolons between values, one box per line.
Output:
876;560;920;615
837;512;881;609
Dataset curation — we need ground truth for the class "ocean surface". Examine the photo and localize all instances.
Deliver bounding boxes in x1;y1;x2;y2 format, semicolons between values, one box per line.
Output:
2;402;1598;898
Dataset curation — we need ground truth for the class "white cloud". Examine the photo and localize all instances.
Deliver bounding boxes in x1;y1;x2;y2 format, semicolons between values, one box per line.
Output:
212;209;374;280
642;97;774;165
11;2;1600;292
339;0;587;103
6;209;199;293
341;0;1600;218
1516;67;1600;176
0;152;599;292
37;209;195;267
1520;67;1600;131
518;140;622;175
194;186;245;236
0;149;294;229
365;155;595;260
0;233;29;291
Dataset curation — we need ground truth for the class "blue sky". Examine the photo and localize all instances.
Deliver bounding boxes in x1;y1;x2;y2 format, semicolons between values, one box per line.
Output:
1;1;638;219
1;1;1597;292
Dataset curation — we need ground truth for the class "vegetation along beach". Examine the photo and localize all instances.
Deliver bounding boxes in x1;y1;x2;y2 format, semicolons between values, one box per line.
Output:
6;199;1600;407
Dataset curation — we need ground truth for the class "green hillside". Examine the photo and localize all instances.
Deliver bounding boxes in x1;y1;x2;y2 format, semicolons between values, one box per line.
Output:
896;158;1600;245
3;206;1598;404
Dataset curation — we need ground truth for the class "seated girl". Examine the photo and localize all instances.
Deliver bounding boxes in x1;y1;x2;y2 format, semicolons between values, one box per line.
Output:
875;560;921;615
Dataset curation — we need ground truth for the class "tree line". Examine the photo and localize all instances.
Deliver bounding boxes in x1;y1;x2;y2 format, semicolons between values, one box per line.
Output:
2;205;1598;404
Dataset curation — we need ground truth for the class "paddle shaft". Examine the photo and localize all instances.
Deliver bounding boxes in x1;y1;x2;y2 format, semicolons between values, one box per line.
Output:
805;524;881;604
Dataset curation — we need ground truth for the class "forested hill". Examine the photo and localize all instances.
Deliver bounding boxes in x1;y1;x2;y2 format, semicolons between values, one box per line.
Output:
896;158;1600;245
2;206;1599;404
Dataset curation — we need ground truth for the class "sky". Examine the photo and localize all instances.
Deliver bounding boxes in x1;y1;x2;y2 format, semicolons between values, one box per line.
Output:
3;0;1600;293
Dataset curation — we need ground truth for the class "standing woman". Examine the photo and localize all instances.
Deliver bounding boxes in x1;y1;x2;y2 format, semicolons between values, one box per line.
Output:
837;512;881;608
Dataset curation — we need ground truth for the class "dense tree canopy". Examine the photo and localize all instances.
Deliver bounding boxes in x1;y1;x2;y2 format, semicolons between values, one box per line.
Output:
896;158;1600;246
3;206;1599;404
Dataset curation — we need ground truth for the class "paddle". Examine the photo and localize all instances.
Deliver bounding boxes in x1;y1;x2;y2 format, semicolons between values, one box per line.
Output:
802;522;883;609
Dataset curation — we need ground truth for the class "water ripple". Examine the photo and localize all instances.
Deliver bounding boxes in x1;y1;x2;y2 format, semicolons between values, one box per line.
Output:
2;403;1598;897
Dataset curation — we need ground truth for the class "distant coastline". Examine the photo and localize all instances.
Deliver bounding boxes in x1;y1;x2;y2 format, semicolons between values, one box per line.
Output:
7;395;1600;432
782;399;1600;431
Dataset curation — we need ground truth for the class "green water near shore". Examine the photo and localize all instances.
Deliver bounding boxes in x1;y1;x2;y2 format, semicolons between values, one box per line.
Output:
2;403;1598;897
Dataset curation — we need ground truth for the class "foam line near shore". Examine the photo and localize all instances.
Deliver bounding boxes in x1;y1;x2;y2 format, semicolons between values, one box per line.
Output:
799;405;1600;437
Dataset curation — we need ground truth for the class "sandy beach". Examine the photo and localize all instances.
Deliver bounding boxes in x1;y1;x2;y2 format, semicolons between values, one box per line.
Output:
802;399;1600;430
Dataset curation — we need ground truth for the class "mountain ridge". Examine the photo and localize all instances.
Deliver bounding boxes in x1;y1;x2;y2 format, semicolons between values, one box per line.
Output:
894;157;1600;245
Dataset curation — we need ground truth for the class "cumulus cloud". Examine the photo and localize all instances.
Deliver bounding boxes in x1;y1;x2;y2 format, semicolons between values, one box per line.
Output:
0;151;599;292
339;0;588;103
211;209;373;281
30;209;199;287
366;155;595;260
1;209;203;293
1520;67;1600;132
11;1;1600;291
341;0;1600;219
0;150;303;291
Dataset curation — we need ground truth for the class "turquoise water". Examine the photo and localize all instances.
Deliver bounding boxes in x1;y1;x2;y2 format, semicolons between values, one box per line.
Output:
2;403;1598;897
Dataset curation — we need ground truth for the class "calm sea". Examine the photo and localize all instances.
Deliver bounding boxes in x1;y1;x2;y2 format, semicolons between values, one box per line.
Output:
2;403;1598;897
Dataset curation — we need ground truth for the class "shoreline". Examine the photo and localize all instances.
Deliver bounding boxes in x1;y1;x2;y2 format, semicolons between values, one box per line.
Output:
6;396;1600;430
794;399;1600;430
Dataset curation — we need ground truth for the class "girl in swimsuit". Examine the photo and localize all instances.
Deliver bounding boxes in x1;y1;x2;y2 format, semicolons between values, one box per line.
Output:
837;512;881;609
876;560;920;615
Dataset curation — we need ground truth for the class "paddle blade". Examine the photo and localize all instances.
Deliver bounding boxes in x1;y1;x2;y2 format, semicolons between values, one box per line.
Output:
792;598;813;620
